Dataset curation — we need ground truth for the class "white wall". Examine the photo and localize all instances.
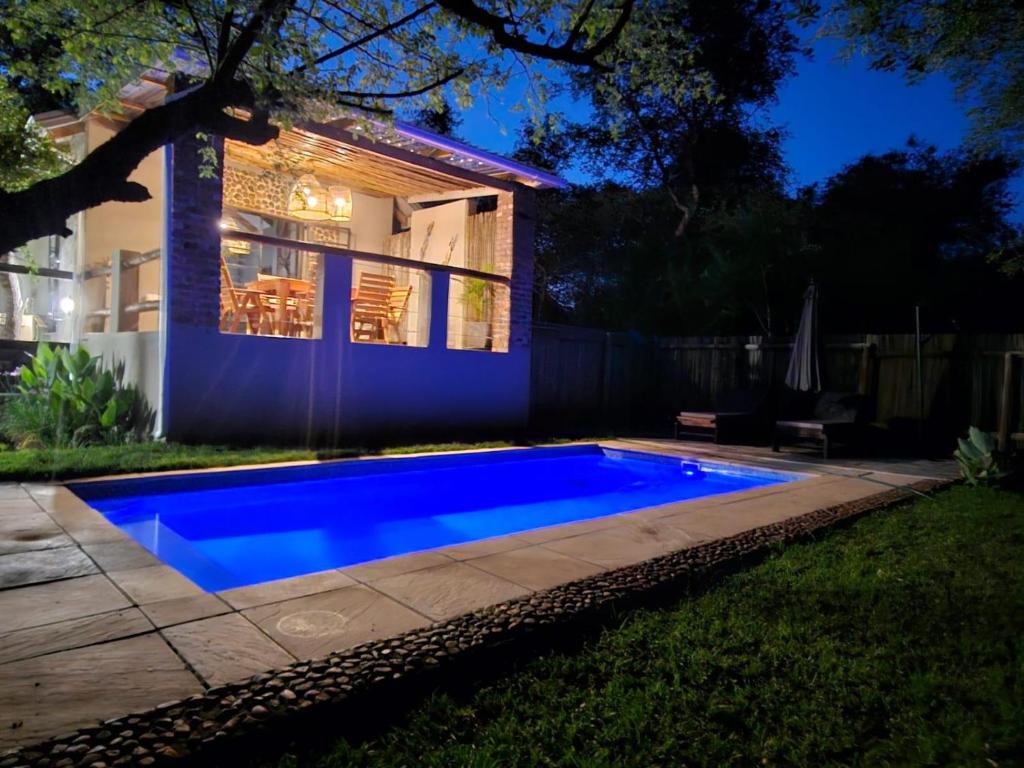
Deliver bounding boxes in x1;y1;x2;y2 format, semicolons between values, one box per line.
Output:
85;331;161;433
82;119;163;332
345;191;393;254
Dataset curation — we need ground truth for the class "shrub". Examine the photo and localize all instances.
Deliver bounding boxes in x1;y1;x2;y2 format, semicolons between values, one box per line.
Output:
953;426;1008;487
1;343;153;448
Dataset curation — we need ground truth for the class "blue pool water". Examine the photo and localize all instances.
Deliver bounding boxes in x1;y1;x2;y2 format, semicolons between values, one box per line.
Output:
72;445;797;592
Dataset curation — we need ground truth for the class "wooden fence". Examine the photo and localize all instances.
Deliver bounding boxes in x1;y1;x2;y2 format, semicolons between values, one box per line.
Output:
529;323;1024;448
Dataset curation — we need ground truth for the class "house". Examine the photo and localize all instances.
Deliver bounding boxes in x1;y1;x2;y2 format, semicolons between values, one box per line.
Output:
2;81;566;444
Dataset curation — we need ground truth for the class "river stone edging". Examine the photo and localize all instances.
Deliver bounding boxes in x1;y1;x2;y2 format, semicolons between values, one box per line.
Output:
2;478;950;768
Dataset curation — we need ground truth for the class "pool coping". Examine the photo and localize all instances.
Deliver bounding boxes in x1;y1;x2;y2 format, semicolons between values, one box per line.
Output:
66;441;810;596
1;440;950;758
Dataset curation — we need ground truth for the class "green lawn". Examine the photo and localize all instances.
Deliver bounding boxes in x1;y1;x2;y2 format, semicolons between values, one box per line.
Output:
0;440;530;482
270;485;1023;767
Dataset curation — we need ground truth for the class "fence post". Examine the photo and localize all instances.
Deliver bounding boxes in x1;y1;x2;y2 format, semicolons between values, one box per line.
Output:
601;331;612;425
857;340;876;396
998;352;1014;451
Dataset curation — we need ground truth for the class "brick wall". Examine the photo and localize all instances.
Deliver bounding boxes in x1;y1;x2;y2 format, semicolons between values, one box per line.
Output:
508;185;536;351
167;135;223;328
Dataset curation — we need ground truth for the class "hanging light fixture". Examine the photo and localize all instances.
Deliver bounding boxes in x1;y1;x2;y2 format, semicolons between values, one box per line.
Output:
327;185;353;222
287;173;330;220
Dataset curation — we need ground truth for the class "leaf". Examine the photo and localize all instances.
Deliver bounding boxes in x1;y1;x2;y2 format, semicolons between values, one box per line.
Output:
968;426;995;453
99;398;117;429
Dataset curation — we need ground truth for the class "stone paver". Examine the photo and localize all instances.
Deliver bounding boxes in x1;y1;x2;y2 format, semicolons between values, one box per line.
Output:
0;511;74;555
82;539;160;571
468;545;607;591
0;607;153;665
244;584;431;659
0;499;48;517
0;485;33;501
542;523;707;570
662;507;766;539
26;488;130;545
106;564;205;604
161;613;295;686
218;569;358;610
0;633;201;750
371;561;530;621
508;514;625;545
140;593;233;628
0;574;131;633
0;546;98;589
438;535;531;561
341;550;453;582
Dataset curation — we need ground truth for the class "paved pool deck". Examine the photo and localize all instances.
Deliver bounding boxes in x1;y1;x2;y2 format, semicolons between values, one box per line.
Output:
0;440;955;751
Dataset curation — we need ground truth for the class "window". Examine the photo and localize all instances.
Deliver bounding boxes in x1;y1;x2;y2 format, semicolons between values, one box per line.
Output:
350;261;430;347
219;207;335;339
0;236;76;343
446;275;509;352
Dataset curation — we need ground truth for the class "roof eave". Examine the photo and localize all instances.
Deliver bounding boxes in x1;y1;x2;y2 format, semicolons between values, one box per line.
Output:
392;120;569;190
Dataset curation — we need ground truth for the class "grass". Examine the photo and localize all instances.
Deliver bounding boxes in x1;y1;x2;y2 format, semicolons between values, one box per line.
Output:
0;439;541;482
269;485;1024;767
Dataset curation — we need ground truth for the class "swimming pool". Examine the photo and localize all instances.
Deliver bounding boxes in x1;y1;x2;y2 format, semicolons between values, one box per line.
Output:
72;445;799;592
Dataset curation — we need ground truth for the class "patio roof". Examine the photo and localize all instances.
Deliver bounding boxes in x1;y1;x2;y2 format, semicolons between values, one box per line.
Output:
34;75;568;194
372;120;567;190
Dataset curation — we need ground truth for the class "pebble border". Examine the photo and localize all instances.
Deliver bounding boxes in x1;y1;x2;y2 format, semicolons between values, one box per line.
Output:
2;478;950;768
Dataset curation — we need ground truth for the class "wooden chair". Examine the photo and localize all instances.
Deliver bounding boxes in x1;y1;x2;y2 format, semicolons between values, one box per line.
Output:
219;258;265;334
351;272;394;342
384;285;413;344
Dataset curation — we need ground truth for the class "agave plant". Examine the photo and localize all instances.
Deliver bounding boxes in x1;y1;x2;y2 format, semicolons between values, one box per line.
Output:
953;427;1007;487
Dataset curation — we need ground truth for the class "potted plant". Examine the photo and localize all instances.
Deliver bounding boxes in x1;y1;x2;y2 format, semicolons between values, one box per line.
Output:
461;276;492;350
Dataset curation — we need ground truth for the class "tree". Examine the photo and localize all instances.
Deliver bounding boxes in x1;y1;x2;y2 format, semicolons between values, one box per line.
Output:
570;0;800;238
530;137;1022;335
0;87;69;193
409;98;464;138
0;0;646;255
821;0;1024;157
807;141;1022;331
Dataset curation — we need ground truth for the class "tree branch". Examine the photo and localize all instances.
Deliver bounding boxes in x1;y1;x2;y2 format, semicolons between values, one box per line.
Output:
331;68;464;99
291;2;436;74
0;80;279;254
436;0;633;70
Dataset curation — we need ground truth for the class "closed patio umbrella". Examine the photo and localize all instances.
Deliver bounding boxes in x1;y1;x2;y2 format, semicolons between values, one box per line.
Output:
785;281;824;392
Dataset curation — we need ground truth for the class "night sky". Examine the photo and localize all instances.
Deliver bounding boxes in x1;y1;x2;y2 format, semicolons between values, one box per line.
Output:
455;33;1023;222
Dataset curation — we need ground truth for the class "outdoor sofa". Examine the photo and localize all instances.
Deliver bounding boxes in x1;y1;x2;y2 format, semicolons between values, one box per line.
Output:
772;391;872;459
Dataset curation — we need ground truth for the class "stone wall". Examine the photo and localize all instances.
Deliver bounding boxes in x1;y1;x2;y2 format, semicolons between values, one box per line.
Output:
221;164;351;262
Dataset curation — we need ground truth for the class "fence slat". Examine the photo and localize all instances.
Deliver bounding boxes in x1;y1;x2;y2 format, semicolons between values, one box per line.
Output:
529;324;1024;443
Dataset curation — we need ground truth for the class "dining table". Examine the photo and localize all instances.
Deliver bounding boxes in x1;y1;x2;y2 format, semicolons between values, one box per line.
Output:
246;274;314;335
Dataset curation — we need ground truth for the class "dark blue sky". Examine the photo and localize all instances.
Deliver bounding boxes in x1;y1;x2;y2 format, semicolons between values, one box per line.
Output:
456;34;1023;222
